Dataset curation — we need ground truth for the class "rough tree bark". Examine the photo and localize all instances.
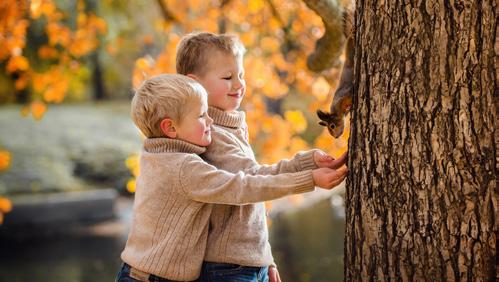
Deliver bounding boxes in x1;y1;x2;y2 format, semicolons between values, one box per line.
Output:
344;0;497;281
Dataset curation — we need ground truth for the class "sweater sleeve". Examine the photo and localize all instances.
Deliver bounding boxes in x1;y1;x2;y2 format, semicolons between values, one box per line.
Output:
204;129;318;175
178;155;315;205
251;150;318;175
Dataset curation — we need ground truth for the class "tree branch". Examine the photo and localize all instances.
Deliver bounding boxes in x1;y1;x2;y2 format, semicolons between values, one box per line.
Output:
301;0;345;72
156;0;178;23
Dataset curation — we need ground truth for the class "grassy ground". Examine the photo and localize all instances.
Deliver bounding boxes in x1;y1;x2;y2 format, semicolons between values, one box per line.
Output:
0;101;142;195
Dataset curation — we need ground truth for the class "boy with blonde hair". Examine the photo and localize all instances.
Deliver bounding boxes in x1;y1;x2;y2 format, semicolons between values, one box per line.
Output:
177;33;348;281
117;74;346;281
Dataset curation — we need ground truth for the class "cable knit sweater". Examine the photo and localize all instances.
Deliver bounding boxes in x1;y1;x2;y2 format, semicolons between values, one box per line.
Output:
202;106;318;268
120;138;315;281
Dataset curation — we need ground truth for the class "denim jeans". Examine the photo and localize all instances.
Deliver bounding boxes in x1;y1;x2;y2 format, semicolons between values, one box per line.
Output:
199;262;269;282
116;263;186;282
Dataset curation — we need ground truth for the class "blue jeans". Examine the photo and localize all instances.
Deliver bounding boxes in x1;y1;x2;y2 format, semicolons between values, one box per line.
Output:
199;262;269;282
116;263;189;282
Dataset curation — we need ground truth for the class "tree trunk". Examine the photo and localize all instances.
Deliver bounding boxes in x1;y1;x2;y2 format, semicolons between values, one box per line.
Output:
345;0;496;281
92;52;106;100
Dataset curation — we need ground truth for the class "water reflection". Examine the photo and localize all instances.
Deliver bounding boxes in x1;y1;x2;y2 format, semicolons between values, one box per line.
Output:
270;195;345;282
0;195;345;282
0;232;125;282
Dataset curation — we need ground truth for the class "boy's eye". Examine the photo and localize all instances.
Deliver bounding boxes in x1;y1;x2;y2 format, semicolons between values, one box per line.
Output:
222;76;232;80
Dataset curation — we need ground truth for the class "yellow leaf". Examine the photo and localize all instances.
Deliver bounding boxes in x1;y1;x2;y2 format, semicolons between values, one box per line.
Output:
0;197;12;213
284;110;307;133
248;0;264;13
126;179;136;193
77;13;87;27
0;151;11;171
30;101;47;120
125;154;140;177
135;58;152;69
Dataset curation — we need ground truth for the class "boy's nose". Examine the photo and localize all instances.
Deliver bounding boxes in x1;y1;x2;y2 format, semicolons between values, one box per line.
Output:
233;78;244;90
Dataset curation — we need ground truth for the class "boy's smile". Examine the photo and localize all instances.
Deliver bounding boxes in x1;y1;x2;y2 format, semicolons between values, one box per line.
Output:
194;51;245;112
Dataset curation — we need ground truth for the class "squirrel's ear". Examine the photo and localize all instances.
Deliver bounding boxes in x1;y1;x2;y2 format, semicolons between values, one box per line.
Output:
318;121;327;127
317;110;331;121
160;118;177;138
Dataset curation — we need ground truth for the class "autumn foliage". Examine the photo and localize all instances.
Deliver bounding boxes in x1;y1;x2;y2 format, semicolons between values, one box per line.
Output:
0;0;106;120
133;0;349;158
1;0;350;199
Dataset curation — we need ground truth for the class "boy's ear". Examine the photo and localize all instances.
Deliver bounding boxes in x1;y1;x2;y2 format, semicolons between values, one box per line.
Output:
186;73;199;81
160;118;177;138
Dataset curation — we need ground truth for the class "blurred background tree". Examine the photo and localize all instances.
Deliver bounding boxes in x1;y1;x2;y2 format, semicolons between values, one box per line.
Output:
1;0;351;194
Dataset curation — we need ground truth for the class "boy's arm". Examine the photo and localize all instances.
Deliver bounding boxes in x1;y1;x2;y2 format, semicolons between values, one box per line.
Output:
179;155;316;205
252;150;318;175
205;130;318;175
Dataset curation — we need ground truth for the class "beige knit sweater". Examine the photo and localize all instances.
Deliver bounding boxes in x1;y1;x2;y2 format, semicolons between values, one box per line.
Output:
202;106;318;267
121;138;315;281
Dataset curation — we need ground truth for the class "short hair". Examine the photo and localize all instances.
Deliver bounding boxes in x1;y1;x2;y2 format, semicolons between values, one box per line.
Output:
176;32;246;76
131;74;206;138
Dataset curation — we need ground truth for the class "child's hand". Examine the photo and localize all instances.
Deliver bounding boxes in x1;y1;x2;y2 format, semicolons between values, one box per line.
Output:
314;150;348;169
268;266;281;282
312;167;348;189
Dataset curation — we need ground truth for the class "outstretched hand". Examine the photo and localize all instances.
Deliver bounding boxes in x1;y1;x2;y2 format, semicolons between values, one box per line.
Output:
312;166;348;189
314;150;348;169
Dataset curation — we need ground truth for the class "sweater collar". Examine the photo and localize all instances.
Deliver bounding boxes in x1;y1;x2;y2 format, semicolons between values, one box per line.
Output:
143;138;206;154
208;106;245;129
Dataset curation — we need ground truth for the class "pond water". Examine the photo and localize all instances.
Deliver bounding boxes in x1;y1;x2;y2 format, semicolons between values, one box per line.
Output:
0;196;345;282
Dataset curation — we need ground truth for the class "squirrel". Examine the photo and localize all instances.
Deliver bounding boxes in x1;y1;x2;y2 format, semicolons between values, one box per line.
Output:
317;9;354;138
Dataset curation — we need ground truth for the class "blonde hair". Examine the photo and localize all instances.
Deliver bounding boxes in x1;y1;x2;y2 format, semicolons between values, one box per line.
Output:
131;74;206;138
176;32;246;76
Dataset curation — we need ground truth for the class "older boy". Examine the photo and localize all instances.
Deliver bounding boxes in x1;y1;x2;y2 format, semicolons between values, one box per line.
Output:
117;74;346;281
177;33;348;281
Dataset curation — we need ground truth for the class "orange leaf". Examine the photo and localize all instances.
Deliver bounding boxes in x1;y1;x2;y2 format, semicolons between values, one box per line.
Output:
14;74;29;90
0;150;11;171
6;55;29;73
30;101;47;120
30;0;43;19
38;46;59;59
0;197;13;213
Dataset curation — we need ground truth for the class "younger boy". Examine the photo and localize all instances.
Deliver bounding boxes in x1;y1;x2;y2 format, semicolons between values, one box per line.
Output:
176;33;348;281
117;74;346;281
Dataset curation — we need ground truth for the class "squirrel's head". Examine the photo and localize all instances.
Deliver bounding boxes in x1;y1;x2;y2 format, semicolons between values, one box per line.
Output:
317;110;345;138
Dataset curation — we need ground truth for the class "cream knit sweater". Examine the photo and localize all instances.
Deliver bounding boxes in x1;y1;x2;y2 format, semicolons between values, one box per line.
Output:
121;138;315;281
202;106;318;268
